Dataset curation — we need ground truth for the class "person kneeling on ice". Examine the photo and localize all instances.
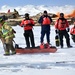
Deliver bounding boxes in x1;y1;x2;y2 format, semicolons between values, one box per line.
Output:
55;13;72;48
0;17;16;55
70;22;75;42
38;10;52;49
20;13;35;48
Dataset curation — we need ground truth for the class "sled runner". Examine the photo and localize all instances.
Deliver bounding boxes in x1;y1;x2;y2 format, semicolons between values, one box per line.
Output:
15;46;57;54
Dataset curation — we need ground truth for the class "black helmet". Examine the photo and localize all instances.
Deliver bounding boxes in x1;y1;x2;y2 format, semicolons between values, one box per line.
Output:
44;10;47;14
60;13;64;16
25;13;29;17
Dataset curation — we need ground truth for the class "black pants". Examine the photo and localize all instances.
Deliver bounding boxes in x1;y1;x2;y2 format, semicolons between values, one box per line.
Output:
24;30;35;48
59;30;70;47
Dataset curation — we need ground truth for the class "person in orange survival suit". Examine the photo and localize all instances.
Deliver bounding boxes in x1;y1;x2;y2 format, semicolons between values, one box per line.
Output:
55;13;72;48
38;10;52;49
20;13;35;48
70;22;75;42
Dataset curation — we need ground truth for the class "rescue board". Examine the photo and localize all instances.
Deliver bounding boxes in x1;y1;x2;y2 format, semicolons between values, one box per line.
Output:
16;46;57;54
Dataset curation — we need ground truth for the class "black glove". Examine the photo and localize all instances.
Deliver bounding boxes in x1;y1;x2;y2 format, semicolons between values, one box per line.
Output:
55;29;59;34
12;29;16;33
70;33;73;35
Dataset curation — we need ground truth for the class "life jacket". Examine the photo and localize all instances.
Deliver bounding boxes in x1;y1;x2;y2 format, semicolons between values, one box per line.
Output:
42;17;51;25
55;19;69;30
20;19;34;30
70;27;75;35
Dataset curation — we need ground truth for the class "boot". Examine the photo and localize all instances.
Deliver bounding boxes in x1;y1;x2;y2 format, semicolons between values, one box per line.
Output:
40;43;44;49
11;51;16;55
67;45;72;48
44;43;50;48
4;52;10;56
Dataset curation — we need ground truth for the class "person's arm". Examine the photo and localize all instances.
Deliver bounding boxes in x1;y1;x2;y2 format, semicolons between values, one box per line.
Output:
55;20;59;34
66;19;69;27
38;16;43;24
20;20;24;27
55;20;59;29
65;19;70;32
49;16;52;22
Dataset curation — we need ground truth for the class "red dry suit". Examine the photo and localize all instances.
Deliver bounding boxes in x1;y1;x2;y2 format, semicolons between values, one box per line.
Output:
70;26;75;35
20;19;34;30
55;19;69;30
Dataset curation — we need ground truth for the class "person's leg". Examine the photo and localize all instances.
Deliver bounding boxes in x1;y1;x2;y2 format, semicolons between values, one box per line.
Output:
71;35;75;42
9;39;16;54
24;31;30;48
59;33;63;48
29;30;35;48
10;44;16;54
46;30;50;44
40;30;45;43
3;38;10;55
64;32;72;47
3;43;10;55
5;38;16;55
40;30;45;49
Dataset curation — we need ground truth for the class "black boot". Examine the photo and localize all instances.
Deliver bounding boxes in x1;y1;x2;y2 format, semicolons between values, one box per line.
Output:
61;46;63;48
67;45;72;48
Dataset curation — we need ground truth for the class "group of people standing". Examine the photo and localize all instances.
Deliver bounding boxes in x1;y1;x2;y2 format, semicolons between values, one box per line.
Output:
0;10;75;55
20;10;53;49
20;10;74;49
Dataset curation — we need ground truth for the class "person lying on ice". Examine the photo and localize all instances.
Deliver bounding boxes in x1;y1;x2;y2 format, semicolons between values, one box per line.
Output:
0;17;16;55
20;13;35;48
38;10;52;49
55;13;72;48
70;22;75;42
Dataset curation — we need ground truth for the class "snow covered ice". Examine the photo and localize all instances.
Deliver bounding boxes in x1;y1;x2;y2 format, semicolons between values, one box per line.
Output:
0;25;75;75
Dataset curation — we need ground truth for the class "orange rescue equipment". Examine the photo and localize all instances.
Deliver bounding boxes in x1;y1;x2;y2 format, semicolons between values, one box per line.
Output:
42;17;51;25
20;19;34;30
55;19;69;30
70;27;75;35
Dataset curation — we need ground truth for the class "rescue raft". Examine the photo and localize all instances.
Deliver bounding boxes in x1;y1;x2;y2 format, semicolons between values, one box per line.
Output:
16;46;57;54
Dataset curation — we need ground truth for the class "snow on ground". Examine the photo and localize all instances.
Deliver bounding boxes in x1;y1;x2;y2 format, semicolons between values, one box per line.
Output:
0;25;75;75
